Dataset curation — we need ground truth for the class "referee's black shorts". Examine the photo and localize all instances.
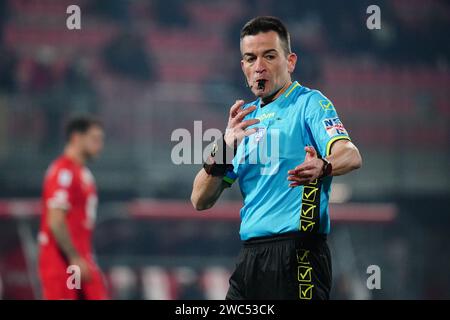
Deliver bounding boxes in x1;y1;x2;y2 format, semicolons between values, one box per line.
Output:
226;231;332;300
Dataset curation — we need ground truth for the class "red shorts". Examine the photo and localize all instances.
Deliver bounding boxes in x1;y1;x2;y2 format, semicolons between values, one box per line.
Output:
40;266;109;300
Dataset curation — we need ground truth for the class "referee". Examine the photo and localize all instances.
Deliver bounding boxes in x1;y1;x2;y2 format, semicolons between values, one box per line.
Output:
191;16;362;300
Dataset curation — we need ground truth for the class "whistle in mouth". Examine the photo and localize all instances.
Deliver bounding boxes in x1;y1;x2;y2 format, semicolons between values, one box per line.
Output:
257;79;266;90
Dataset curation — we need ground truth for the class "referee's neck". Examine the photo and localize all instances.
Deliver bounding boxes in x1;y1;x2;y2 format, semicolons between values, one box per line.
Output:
261;81;292;106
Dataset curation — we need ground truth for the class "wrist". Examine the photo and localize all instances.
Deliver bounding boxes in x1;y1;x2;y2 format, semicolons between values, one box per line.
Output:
319;157;332;179
203;134;235;176
222;134;238;162
203;159;233;177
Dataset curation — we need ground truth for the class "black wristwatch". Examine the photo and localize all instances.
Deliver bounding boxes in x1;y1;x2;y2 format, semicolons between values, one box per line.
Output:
203;156;233;176
203;135;235;176
319;157;332;179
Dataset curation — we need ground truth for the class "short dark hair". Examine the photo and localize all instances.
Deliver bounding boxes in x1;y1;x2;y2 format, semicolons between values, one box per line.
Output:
240;16;291;55
65;115;103;142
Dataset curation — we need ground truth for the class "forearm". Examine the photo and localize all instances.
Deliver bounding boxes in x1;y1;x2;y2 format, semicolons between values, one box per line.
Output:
191;169;227;210
49;213;80;260
326;140;362;176
191;99;257;210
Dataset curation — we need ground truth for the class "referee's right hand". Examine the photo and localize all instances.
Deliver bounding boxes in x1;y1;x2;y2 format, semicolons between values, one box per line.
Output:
224;100;260;148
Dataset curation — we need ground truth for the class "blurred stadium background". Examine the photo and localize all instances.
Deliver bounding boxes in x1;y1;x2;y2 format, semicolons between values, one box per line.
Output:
0;0;449;299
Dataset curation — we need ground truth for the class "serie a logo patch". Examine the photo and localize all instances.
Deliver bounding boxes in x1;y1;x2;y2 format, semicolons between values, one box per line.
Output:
254;127;266;143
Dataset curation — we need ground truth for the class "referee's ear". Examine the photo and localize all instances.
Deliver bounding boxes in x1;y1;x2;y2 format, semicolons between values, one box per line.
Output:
287;52;297;74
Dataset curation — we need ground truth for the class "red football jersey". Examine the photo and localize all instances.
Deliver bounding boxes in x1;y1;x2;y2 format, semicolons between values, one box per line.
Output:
38;155;99;277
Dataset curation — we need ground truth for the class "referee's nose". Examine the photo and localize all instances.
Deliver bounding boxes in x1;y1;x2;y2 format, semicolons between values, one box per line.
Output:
254;57;267;75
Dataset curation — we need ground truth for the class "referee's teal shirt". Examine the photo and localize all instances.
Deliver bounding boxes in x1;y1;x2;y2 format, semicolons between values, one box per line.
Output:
224;81;351;240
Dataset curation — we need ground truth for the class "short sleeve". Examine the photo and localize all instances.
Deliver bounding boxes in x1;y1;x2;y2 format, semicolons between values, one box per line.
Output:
305;91;351;157
46;168;74;211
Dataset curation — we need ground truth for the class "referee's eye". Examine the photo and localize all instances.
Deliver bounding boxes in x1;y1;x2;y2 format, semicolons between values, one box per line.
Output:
245;56;256;63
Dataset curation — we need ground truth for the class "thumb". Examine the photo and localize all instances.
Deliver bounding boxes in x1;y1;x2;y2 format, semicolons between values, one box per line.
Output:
304;146;317;158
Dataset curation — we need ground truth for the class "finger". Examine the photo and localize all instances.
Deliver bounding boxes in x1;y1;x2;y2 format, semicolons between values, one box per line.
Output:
287;173;314;182
244;127;258;136
287;163;314;175
288;177;313;185
238;118;260;130
234;105;257;123
229;100;245;118
295;164;316;173
305;146;317;157
287;166;302;174
229;105;256;128
288;167;304;175
289;180;309;187
288;170;315;180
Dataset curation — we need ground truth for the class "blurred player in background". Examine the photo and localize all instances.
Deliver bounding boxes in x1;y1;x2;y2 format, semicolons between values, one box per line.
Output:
38;116;108;300
191;16;362;300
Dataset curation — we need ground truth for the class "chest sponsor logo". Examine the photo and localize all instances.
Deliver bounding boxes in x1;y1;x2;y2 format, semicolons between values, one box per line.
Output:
256;112;275;122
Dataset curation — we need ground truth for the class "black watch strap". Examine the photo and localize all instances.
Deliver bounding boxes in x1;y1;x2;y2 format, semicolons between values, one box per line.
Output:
319;157;332;179
203;135;235;176
203;159;233;176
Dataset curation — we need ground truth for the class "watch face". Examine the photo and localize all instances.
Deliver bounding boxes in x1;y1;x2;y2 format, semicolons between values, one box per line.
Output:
211;143;218;157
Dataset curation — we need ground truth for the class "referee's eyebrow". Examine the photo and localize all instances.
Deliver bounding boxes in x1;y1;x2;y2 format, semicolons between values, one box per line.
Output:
243;49;279;57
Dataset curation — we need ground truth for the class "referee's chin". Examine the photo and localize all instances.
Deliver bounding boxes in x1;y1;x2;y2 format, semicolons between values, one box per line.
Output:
252;87;270;99
253;88;278;102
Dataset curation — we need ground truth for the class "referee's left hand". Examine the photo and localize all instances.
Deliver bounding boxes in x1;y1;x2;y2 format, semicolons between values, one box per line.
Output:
287;146;324;187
